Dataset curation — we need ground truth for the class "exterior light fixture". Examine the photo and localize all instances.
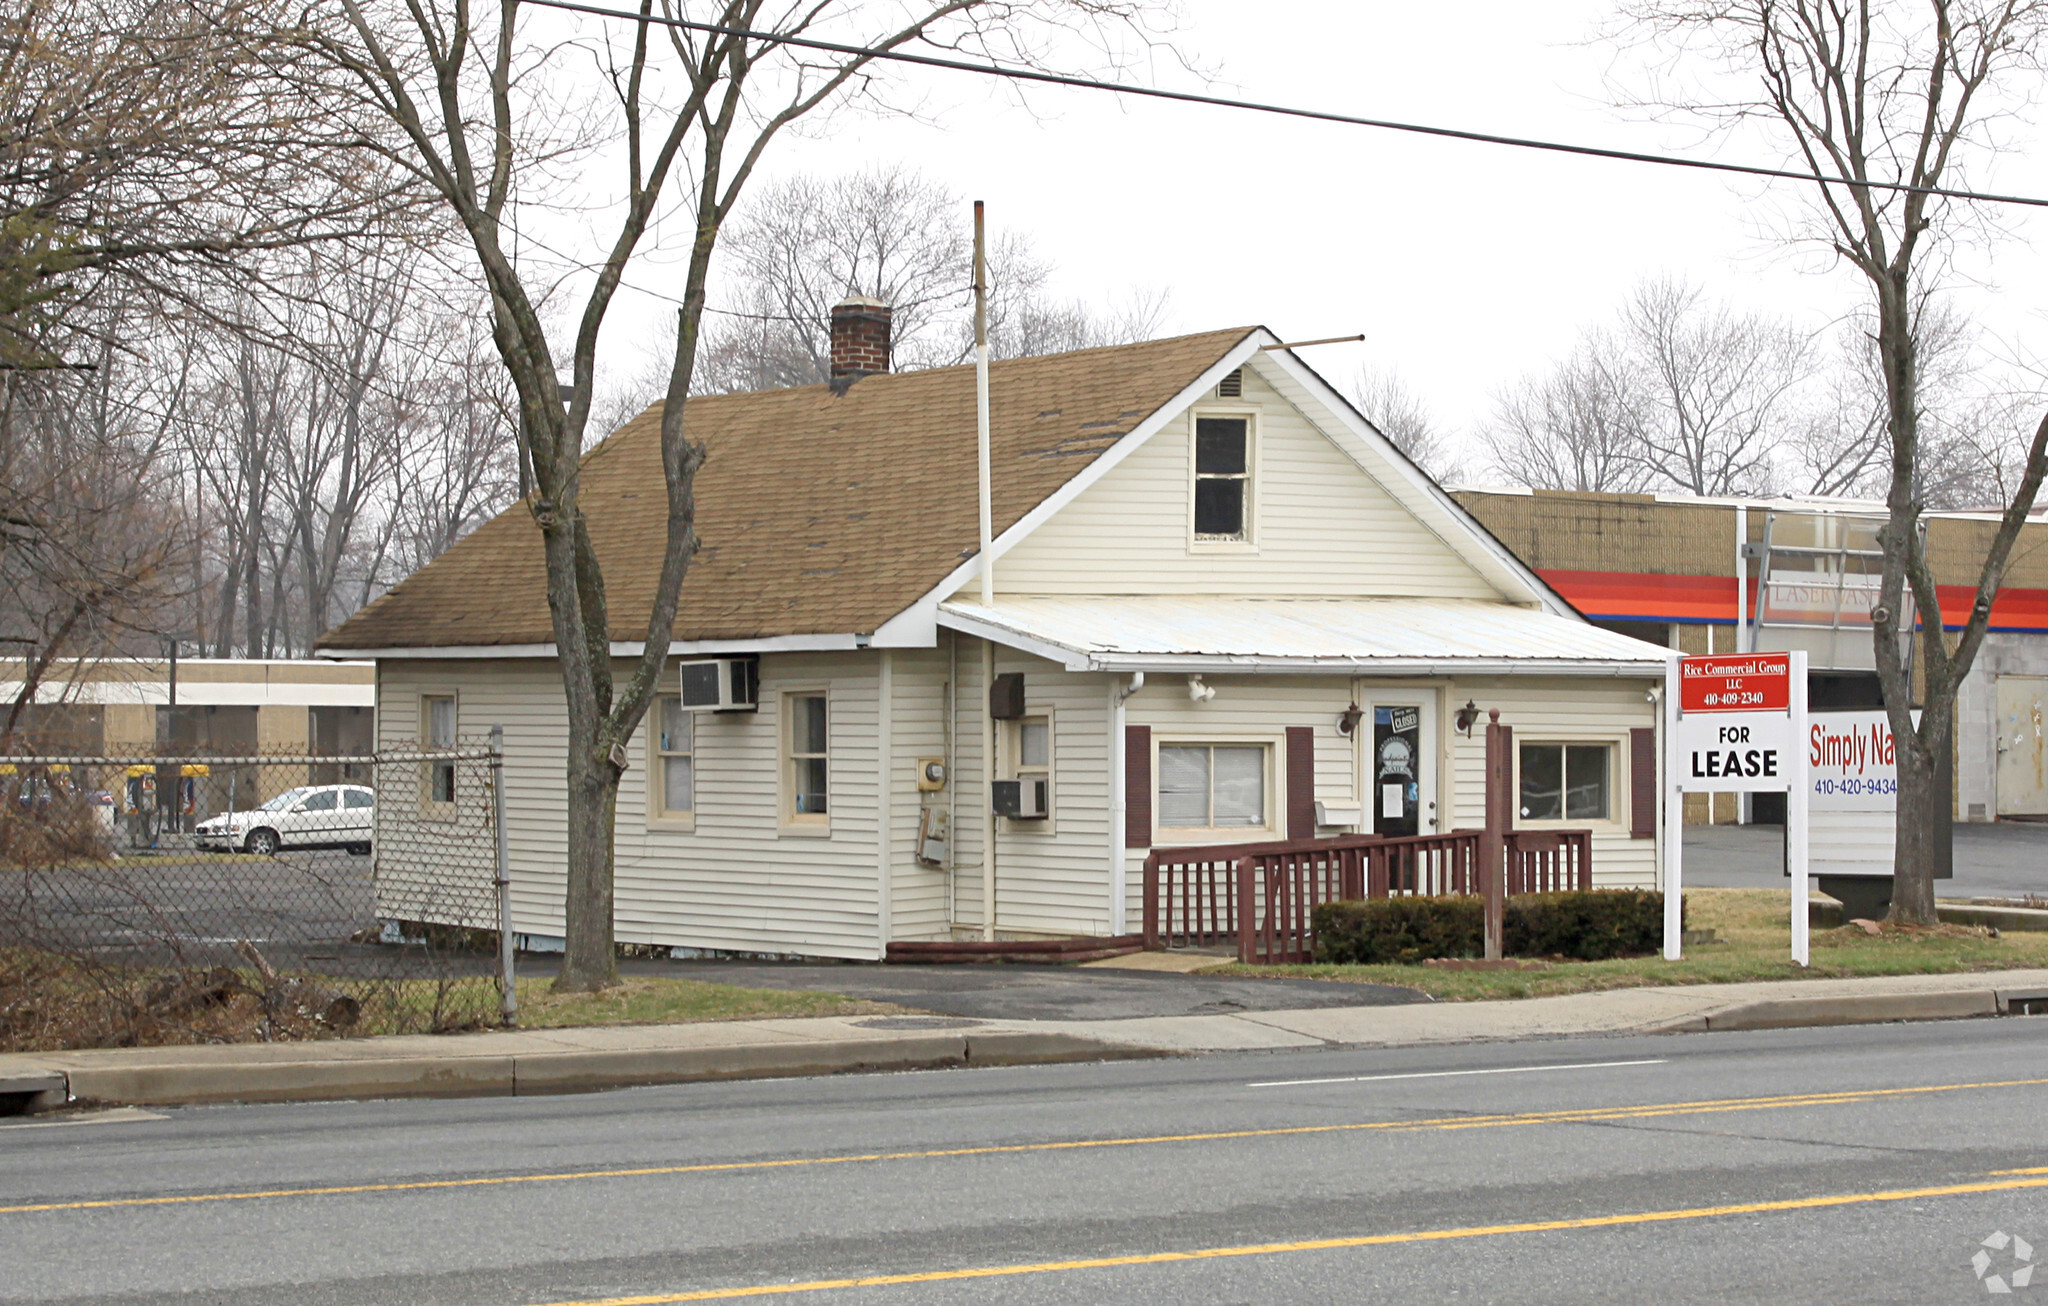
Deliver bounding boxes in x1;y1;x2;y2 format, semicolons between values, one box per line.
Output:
1454;699;1481;736
1337;702;1363;736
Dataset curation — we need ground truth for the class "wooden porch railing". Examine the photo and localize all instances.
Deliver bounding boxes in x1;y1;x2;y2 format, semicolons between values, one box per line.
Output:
1141;828;1593;964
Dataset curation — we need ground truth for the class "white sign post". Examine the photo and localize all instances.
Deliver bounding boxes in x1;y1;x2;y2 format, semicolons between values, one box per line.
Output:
1663;651;1810;965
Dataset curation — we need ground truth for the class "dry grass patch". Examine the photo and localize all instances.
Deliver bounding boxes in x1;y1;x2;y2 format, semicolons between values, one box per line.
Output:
513;976;902;1028
1196;888;2048;1002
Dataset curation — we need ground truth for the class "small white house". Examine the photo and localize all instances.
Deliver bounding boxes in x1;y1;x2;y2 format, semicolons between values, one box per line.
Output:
320;307;1666;959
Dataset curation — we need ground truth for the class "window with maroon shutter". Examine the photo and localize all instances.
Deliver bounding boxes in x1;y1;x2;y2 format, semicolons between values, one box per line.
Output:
1630;727;1656;838
1125;725;1151;847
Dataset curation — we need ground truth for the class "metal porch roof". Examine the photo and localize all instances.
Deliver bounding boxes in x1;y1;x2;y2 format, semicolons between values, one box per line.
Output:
935;596;1669;676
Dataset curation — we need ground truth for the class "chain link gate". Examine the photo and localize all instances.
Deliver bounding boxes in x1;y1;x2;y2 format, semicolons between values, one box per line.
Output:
0;735;514;1052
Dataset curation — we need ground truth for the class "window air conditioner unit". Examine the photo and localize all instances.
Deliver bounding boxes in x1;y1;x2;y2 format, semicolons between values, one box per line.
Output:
991;778;1048;820
677;657;759;712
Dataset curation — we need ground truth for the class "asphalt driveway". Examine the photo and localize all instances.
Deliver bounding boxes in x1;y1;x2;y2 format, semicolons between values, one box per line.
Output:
535;957;1431;1022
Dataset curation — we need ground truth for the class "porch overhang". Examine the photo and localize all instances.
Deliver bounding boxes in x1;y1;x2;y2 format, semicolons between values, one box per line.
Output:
935;596;1669;678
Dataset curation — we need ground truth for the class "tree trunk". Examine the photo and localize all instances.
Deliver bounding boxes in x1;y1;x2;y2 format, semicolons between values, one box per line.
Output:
557;739;620;990
1890;722;1942;925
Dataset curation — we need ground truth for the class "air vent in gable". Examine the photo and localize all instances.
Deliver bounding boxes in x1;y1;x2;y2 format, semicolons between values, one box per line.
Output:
1217;368;1243;398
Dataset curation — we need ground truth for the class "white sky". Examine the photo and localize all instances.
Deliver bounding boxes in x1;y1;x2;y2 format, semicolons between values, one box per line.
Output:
596;0;2048;471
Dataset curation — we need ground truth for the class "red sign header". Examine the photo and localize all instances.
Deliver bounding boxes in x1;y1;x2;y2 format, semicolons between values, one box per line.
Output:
1679;653;1792;713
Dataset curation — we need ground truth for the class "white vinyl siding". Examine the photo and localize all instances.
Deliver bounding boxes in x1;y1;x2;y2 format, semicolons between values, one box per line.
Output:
986;366;1500;599
1446;675;1657;888
378;655;887;961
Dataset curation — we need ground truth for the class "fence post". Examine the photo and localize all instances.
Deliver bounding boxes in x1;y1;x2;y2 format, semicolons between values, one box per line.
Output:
1236;855;1256;964
1480;711;1510;961
1140;852;1160;949
490;724;517;1028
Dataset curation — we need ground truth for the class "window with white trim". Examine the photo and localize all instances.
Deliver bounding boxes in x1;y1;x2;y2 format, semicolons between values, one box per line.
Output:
785;693;829;825
422;694;456;807
1519;743;1612;822
652;696;693;820
1158;743;1267;830
1193;415;1252;541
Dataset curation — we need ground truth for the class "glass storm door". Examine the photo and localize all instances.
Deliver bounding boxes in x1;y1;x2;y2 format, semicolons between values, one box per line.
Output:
1370;700;1436;837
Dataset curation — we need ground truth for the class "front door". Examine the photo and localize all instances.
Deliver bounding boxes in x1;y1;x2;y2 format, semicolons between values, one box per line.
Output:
1369;699;1436;836
1998;675;2048;817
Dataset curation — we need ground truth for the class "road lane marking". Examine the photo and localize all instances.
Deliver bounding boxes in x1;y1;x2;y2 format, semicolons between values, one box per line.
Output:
0;1108;165;1132
514;1171;2048;1304
7;1074;2048;1217
1249;1058;1666;1088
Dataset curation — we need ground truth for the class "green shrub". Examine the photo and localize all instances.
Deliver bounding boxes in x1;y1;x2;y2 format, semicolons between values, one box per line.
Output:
1507;889;1672;961
1312;890;1677;965
1312;895;1483;965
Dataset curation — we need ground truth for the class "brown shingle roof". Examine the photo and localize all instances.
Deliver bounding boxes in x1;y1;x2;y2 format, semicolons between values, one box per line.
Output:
320;327;1255;650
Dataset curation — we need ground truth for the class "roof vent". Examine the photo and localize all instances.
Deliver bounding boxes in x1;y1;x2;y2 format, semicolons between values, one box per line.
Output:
1217;368;1243;398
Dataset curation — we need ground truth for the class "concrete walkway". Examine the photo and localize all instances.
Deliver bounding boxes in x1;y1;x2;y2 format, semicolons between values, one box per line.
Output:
9;967;2048;1110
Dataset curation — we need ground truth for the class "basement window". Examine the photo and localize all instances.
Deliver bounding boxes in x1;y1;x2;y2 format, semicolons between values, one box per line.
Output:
1193;415;1253;541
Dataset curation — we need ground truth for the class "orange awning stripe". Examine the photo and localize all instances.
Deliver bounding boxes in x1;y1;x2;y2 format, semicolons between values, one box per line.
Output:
1537;570;1738;623
1934;584;2048;632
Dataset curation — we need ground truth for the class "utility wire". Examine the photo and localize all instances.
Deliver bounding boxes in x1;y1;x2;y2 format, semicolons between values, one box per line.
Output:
521;0;2048;211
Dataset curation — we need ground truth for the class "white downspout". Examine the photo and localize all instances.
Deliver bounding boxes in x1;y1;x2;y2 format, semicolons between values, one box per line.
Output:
982;636;997;941
1109;671;1144;936
875;649;893;960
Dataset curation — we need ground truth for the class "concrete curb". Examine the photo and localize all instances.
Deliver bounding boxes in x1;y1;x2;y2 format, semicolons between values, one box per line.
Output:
38;1031;1146;1108
1695;989;1998;1032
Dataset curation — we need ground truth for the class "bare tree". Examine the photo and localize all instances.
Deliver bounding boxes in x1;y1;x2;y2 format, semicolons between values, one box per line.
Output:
1482;338;1656;493
308;0;1171;990
0;331;195;746
1622;277;1806;496
683;165;1166;395
1345;366;1450;478
1619;0;2048;922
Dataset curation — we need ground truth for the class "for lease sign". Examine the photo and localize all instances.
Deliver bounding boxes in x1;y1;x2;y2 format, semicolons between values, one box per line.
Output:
1679;653;1793;713
1673;713;1798;792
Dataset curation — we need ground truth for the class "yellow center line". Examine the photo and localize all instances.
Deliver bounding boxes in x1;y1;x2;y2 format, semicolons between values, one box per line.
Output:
8;1074;2048;1218
519;1172;2048;1305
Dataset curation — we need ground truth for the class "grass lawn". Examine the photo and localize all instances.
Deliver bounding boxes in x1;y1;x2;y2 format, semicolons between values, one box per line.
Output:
1194;887;2048;1002
511;975;900;1029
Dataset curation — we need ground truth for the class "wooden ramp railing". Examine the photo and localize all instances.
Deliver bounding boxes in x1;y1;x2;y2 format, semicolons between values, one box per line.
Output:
1141;829;1592;964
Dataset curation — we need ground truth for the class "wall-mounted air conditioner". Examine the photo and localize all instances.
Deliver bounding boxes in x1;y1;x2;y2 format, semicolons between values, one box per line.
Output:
991;778;1048;820
676;657;759;712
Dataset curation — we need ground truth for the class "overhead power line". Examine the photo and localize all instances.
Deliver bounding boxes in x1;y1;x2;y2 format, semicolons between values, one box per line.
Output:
521;0;2048;211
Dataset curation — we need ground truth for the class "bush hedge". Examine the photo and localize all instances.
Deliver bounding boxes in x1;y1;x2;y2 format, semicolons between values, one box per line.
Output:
1311;890;1675;965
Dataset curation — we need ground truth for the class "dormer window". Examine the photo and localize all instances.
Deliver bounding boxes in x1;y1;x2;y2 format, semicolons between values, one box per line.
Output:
1193;415;1252;541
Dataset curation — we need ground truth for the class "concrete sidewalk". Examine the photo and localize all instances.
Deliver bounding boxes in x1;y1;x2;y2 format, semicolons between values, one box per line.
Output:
8;968;2048;1110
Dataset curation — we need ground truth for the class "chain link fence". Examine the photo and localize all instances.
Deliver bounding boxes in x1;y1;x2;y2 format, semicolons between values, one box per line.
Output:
0;736;514;1051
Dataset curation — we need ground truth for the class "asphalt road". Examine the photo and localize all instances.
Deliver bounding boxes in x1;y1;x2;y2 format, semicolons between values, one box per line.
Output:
1685;819;2048;898
11;1018;2048;1303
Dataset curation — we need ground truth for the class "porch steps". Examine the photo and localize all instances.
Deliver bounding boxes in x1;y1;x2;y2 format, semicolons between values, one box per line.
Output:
886;936;1145;966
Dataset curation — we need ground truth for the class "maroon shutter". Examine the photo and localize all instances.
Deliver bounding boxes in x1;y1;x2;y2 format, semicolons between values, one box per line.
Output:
1286;726;1316;840
1630;727;1656;838
1125;725;1151;848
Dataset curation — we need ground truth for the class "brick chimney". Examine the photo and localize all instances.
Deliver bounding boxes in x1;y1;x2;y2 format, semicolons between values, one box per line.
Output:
829;295;892;379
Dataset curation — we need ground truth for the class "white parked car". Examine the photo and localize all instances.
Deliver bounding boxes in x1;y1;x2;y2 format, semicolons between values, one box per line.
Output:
193;784;375;856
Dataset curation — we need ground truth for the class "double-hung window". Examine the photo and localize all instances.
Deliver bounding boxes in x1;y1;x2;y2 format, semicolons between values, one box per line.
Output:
651;696;693;822
1519;743;1612;822
422;694;456;808
786;693;829;827
1193;415;1252;541
1158;743;1267;831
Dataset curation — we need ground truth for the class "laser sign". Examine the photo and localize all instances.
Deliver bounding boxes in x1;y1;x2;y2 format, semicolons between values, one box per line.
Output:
1663;650;1811;965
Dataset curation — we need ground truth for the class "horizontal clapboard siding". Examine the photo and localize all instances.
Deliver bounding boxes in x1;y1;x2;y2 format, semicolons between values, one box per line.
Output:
379;655;887;960
987;367;1499;599
1445;675;1659;888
